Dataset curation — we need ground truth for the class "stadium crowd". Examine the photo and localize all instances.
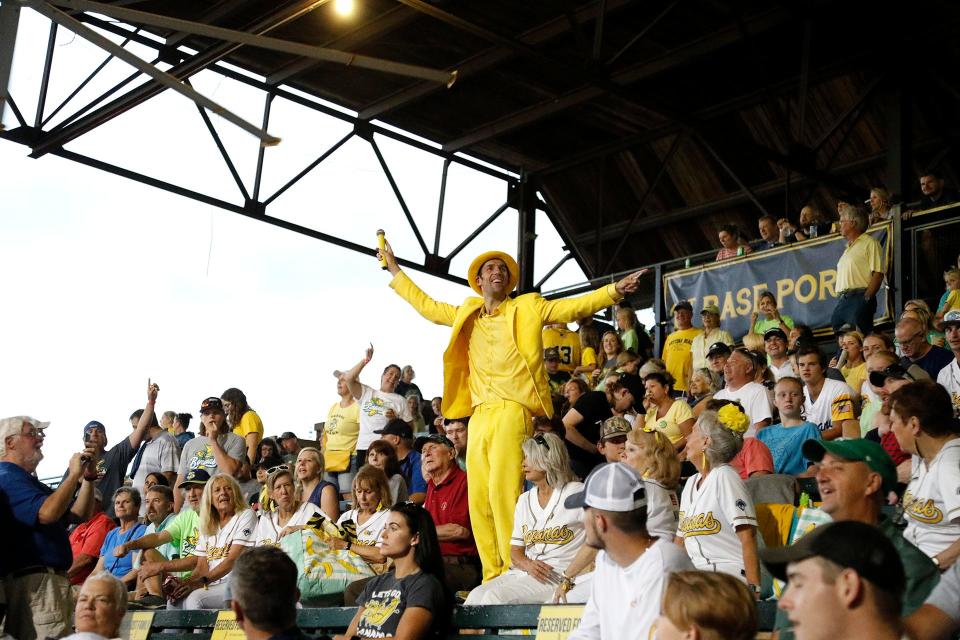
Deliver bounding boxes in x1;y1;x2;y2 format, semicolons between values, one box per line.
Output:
2;174;960;640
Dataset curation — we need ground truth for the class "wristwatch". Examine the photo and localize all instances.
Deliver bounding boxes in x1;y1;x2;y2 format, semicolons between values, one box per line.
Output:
747;583;761;596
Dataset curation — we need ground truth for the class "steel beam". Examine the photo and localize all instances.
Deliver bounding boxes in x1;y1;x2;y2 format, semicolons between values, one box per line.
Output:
445;202;509;263
187;80;251;202
697;133;770;217
28;0;330;158
607;0;681;66
28;1;281;147
884;74;912;200
536;253;572;290
0;0;21;129
263;130;352;206
252;92;274;202
33;21;57;128
517;175;538;293
812;75;882;151
48;0;456;85
433;158;450;256
369;135;429;256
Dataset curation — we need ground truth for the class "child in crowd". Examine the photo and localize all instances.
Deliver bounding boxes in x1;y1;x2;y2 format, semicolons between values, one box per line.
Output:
755;377;820;475
596;417;631;463
936;267;960;320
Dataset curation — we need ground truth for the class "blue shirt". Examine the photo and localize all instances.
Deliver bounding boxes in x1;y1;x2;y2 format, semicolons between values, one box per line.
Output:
0;461;73;572
99;522;147;579
399;450;427;495
175;431;195;449
756;422;822;475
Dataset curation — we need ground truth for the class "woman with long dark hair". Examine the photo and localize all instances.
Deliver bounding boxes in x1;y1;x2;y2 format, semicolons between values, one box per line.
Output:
334;503;449;640
222;387;264;465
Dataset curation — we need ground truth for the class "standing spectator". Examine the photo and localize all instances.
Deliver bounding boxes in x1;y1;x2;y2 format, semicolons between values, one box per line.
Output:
754;214;782;251
574;324;602;378
161;410;177;434
421;434;480;592
465;432;585;605
565;463;694;640
222;388;264;466
796;345;859;440
655;571;757;640
756;378;820;475
334;504;449;640
761;522;906;640
78;380;159;519
662;301;702;395
643;372;694;452
323;377;360;499
132;411;179;517
407;396;427;434
231;547;309;640
68;489;113;586
443;417;468;470
938;310;960;417
765;328;796;380
394;365;422;400
1;416;97;640
277;432;301;464
897;317;954;380
867;186;900;224
93;488;147;586
543;322;582;373
793;204;834;241
751;291;795;337
616;306;652;359
173;412;195;449
715;224;752;261
254;468;321;547
679;407;761;592
171;474;256;609
341;345;412;463
66;572;127;640
889;382;960;567
366;439;409;506
690;304;734;371
374;419;427;504
713;349;773;436
174;397;245;512
918;171;960;210
562;382;613;478
294;447;340;520
832;204;884;335
802;439;938;614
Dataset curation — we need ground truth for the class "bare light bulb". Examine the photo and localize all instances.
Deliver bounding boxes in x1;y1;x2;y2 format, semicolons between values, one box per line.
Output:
333;0;354;17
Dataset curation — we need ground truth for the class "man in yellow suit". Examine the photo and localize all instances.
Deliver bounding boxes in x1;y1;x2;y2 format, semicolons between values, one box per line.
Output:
378;240;645;581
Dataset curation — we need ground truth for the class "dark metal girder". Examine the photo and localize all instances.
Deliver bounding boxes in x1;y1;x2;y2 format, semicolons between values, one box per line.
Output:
0;0;21;128
368;134;430;256
33;22;58;128
28;0;329;158
536;253;573;290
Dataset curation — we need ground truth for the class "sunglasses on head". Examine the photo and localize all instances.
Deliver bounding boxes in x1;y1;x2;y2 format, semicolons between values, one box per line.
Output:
533;434;550;450
267;464;289;474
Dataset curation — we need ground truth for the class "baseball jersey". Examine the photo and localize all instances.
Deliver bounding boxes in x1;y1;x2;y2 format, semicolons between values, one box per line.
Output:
194;509;257;586
338;508;390;547
542;326;581;373
356;384;412;450
177;433;246;479
937;359;960;418
803;378;856;433
510;482;585;573
568;540;694;640
644;479;680;540
678;464;757;579
713;382;773;437
255;502;320;547
902;439;960;557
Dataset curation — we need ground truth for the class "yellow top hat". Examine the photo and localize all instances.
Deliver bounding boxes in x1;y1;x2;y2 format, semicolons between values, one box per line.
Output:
467;251;520;296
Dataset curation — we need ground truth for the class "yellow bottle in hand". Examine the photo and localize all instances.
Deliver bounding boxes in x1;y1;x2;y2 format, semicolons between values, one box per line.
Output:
376;229;388;270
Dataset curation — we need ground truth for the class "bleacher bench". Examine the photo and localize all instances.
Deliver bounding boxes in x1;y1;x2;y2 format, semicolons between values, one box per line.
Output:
134;601;779;639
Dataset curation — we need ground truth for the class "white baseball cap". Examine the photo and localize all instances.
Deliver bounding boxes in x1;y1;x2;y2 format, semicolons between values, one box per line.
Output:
565;462;647;512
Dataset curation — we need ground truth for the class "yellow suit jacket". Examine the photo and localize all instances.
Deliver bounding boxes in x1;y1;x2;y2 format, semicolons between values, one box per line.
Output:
390;271;622;419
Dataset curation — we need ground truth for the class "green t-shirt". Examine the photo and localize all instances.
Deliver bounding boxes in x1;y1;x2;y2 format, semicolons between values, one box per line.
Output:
164;507;200;577
753;315;794;335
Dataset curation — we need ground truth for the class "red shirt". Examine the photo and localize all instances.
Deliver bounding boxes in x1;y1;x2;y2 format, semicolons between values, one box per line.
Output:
881;431;911;466
730;437;775;480
69;511;116;584
424;465;477;557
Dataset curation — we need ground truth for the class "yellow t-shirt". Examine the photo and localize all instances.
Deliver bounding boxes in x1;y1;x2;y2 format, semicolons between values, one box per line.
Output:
644;400;694;444
836;233;884;291
324;400;360;452
581;347;598;368
233;410;264;440
542;326;581;373
942;289;960;313
468;303;540;410
841;362;867;401
662;328;703;392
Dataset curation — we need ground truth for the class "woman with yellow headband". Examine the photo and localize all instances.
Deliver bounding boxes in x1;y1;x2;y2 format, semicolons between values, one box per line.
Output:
677;404;761;598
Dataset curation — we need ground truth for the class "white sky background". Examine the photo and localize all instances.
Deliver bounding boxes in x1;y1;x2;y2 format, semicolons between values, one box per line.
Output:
0;7;603;478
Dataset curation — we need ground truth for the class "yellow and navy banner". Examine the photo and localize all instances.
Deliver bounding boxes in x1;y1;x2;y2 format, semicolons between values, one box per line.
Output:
664;222;893;338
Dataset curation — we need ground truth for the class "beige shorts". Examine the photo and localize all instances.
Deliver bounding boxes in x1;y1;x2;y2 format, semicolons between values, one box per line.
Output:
3;570;73;640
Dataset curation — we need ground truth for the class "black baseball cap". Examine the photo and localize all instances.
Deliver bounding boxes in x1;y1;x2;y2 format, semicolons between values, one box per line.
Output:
707;342;732;358
760;521;905;598
868;362;930;388
374;418;413;439
543;347;561;361
199;397;224;414
181;469;211;486
671;300;693;313
415;433;456;453
763;327;788;341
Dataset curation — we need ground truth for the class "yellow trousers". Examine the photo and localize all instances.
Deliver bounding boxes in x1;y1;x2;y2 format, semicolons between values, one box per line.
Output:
466;400;532;582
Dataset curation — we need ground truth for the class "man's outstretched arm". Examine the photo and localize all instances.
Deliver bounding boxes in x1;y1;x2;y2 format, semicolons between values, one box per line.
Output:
538;269;649;324
379;238;458;326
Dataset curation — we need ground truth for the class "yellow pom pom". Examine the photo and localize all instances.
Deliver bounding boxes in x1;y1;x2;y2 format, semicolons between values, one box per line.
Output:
717;404;749;434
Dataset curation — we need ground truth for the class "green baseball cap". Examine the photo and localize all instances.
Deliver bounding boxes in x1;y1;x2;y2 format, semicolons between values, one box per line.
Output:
802;439;897;493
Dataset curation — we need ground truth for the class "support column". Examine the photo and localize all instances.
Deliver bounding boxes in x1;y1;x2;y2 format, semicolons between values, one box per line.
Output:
884;72;912;201
0;1;22;129
516;172;537;293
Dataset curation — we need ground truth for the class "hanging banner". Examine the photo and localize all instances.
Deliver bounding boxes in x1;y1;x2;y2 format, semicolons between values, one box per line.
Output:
663;223;893;339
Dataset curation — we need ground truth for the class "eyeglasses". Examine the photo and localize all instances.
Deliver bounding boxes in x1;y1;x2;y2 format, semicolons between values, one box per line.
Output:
533;434;550;450
20;428;44;440
901;332;924;344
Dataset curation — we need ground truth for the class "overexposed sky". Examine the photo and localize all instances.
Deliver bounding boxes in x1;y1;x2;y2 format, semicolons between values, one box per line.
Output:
1;8;592;478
